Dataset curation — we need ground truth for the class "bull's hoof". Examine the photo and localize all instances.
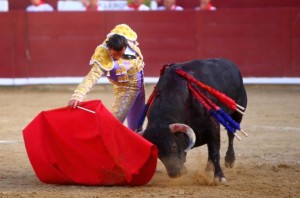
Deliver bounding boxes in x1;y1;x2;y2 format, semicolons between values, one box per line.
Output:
225;156;235;168
225;160;235;168
214;177;227;184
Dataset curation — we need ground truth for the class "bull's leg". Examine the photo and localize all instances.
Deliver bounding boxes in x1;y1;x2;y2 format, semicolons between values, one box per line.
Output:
225;132;235;168
207;143;226;183
206;124;226;183
225;111;243;168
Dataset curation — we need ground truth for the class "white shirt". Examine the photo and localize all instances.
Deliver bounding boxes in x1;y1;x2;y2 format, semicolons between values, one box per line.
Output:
157;5;183;11
125;45;136;56
123;4;150;11
26;4;54;12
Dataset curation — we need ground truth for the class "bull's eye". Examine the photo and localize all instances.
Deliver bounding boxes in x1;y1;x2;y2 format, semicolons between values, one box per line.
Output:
171;143;177;152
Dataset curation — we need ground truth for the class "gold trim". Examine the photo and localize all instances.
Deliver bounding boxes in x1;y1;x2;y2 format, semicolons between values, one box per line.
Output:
107;24;137;41
90;45;113;71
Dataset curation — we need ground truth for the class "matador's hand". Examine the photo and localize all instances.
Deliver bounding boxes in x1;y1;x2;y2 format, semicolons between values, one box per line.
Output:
68;99;80;109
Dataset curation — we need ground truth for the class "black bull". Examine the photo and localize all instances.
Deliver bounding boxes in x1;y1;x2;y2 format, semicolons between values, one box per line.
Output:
142;58;247;183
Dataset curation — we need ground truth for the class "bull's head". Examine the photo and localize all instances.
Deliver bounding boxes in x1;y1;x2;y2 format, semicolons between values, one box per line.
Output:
142;123;196;178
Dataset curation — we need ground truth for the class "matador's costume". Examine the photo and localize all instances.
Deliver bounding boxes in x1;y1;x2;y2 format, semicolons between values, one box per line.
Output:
71;24;145;131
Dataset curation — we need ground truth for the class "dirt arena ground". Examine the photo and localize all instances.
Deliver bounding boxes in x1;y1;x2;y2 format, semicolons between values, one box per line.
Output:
0;84;299;198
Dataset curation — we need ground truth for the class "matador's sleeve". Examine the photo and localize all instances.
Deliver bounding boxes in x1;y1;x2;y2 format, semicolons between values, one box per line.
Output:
71;63;104;101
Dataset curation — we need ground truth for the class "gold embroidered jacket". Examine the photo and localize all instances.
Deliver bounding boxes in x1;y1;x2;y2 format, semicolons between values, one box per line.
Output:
71;24;144;101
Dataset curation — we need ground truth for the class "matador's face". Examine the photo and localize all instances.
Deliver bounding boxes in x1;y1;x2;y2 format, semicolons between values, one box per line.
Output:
31;0;42;5
109;47;126;61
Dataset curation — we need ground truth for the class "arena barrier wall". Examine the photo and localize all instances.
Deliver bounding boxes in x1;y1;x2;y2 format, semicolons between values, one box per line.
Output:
8;0;300;10
0;8;300;85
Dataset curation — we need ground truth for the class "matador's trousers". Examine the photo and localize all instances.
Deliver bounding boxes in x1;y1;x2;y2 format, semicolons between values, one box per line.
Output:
110;71;145;131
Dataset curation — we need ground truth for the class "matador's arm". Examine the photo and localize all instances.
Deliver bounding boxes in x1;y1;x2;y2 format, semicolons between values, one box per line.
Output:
71;63;104;101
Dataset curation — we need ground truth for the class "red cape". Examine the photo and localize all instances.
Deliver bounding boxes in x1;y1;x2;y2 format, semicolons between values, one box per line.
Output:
23;100;158;186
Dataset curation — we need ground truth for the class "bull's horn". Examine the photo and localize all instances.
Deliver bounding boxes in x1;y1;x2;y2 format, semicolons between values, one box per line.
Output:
169;123;196;152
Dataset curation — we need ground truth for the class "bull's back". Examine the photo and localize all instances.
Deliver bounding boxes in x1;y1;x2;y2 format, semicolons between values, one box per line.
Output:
179;59;241;87
176;58;247;107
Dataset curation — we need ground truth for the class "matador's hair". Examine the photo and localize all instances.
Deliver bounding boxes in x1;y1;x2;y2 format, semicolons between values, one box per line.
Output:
106;34;128;51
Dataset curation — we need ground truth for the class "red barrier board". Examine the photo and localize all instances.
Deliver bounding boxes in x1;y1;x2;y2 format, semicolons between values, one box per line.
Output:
0;9;300;78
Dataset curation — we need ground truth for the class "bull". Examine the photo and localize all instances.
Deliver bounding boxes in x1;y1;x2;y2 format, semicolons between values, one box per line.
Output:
141;58;247;183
